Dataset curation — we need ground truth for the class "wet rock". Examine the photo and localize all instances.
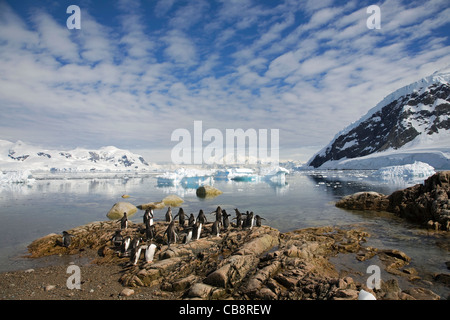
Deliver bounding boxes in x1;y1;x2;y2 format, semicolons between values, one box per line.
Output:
162;195;184;207
106;202;137;220
402;287;440;300
196;186;223;199
336;191;389;211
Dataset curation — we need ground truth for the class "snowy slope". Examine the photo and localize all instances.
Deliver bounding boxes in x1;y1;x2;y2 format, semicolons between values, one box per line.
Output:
307;69;450;169
0;139;154;174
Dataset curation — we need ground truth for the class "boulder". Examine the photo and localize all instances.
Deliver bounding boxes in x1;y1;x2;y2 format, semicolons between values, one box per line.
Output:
335;191;389;211
136;201;165;210
162;195;184;207
106;202;137;219
196;185;223;198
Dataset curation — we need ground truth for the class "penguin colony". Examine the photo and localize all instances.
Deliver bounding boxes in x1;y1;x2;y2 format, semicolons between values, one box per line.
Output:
60;206;266;266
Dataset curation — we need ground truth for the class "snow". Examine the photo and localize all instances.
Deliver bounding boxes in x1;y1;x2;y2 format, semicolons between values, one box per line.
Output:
308;69;450;169
371;161;435;180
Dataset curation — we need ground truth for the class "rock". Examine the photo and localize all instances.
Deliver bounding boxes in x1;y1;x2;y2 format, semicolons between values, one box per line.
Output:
434;273;450;285
171;275;198;292
106;202;137;220
120;288;135;297
336;191;389;211
402;287;440;300
162;195;184;207
136;201;165;210
196;185;223;199
44;285;56;291
187;283;215;299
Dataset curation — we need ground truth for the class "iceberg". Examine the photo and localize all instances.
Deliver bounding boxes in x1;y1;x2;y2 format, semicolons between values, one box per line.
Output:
156;168;214;188
0;170;35;184
371;161;435;180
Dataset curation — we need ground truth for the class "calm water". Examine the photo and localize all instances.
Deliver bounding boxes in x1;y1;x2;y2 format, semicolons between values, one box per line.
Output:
0;170;448;297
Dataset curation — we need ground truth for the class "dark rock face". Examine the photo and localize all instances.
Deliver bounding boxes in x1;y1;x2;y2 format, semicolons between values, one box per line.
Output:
387;171;450;228
335;171;450;231
308;83;450;168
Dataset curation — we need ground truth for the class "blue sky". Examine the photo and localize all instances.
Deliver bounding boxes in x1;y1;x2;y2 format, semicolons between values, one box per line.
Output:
0;0;449;163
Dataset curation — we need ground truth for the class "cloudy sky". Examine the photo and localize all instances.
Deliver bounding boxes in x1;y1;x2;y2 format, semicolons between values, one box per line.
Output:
0;0;449;164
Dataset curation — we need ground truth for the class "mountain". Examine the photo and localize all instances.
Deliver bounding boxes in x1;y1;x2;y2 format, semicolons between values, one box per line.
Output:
0;139;154;173
307;69;450;169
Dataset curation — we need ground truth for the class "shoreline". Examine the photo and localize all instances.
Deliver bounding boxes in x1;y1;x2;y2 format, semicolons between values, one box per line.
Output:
0;218;448;300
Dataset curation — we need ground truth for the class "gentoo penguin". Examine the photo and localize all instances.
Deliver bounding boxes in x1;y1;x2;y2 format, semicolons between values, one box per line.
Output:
145;219;156;240
164;220;177;247
188;213;196;228
211;220;221;237
111;230;123;247
174;207;188;227
244;211;254;229
143;208;154;226
144;243;161;263
184;227;193;244
165;206;173;223
193;220;203;240
119;212;128;230
211;206;222;222
233;208;244;228
121;236;131;256
222;210;231;230
131;245;144;265
255;215;266;227
197;209;207;224
62;231;73;248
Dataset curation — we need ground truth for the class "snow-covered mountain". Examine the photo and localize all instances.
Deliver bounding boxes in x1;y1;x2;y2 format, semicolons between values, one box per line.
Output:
0;139;154;174
307;69;450;169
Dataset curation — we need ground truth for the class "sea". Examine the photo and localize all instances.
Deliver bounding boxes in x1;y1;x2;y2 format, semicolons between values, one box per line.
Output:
0;170;448;298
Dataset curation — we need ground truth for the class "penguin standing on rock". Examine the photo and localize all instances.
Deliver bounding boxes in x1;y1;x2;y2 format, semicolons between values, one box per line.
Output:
165;206;173;223
222;210;231;230
174;208;188;227
244;211;254;229
121;236;131;256
255;215;266;227
145;219;156;240
144;243;161;263
119;212;128;230
184;227;193;244
143;209;154;226
211;220;222;237
197;209;207;224
62;231;73;248
233;208;244;228
193;220;203;240
211;206;222;222
131;245;145;265
164;220;177;247
111;230;123;247
188;213;196;228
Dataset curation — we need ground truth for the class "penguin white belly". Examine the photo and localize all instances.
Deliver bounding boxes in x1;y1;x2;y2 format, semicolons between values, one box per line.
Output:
145;244;157;263
197;223;202;240
132;247;143;265
149;218;154;226
185;230;192;243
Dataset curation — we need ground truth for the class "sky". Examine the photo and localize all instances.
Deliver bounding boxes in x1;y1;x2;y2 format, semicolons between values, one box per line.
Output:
0;0;449;164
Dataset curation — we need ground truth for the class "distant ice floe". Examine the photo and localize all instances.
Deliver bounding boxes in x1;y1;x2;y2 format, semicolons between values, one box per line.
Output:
0;170;35;184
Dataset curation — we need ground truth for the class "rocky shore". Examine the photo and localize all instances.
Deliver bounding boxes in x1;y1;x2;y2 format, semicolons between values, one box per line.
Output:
1;211;447;300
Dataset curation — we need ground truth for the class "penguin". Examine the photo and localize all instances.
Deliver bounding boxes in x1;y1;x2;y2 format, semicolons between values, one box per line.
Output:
255;215;266;227
174;207;188;227
188;213;196;228
119;212;128;230
197;209;207;224
144;243;161;263
233;208;244;228
210;206;222;222
184;227;193;244
131;245;145;265
111;230;123;247
165;206;173;223
145;219;156;240
143;208;154;226
244;211;254;229
164;220;177;247
211;220;221;237
121;236;131;256
193;220;203;240
222;210;231;230
62;231;73;248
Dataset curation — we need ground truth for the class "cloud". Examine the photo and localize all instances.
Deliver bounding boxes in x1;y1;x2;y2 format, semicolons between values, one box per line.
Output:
0;0;449;163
